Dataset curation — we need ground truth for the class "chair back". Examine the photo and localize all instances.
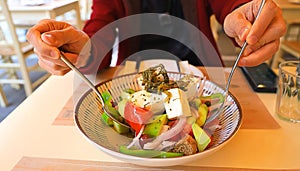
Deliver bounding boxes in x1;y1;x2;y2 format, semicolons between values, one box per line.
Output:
0;0;24;56
0;0;50;107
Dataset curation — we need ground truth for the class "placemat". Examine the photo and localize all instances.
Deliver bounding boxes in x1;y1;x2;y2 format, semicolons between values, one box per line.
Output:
224;68;280;129
53;67;280;129
13;156;293;171
53;97;74;126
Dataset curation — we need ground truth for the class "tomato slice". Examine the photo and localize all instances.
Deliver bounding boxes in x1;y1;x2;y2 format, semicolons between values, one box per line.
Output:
124;102;153;133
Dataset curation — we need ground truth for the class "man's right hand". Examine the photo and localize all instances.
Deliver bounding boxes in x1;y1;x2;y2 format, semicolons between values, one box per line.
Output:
26;19;90;75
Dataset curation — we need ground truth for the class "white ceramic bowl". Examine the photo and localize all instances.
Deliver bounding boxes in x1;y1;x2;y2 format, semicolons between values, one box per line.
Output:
74;72;242;167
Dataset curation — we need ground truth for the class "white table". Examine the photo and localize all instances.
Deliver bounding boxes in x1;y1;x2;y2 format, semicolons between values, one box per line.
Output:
7;0;82;29
1;69;300;170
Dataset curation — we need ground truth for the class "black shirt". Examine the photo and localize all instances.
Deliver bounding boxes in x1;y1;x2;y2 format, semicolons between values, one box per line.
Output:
140;0;202;66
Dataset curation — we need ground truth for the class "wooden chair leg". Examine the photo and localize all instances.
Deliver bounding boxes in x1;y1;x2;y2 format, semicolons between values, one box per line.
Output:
0;85;8;107
16;55;33;96
6;56;21;90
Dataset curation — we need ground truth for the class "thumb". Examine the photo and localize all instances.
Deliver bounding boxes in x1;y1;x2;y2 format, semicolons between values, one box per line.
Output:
41;26;87;54
41;30;68;47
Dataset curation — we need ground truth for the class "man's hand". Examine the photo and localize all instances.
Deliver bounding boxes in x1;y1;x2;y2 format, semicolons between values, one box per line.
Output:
224;0;286;66
26;19;90;75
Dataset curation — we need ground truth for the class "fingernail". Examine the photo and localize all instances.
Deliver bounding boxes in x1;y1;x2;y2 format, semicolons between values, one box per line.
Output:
247;35;258;44
42;33;56;43
244;47;253;56
239;28;249;41
50;50;59;58
239;59;246;66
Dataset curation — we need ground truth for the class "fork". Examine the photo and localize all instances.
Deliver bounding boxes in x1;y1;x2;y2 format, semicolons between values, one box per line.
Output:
205;0;266;124
60;51;131;129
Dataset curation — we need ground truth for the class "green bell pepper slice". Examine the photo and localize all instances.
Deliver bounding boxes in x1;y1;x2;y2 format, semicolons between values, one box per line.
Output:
119;146;183;158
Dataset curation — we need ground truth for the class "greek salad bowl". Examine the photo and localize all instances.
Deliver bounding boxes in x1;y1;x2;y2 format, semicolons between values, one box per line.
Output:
74;65;242;167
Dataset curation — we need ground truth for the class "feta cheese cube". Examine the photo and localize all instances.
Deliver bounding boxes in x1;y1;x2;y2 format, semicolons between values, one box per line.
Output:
178;75;200;100
164;88;192;119
130;90;165;115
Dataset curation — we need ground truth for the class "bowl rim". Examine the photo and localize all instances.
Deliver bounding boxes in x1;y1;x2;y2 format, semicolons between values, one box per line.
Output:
74;71;243;164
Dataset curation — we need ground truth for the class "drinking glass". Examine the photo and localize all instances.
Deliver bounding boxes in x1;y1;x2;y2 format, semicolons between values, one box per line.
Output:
276;61;300;123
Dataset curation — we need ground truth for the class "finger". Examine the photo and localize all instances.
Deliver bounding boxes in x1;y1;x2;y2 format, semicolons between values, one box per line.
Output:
39;61;69;73
41;27;79;47
35;50;65;67
27;28;60;60
59;52;81;67
30;19;72;33
246;0;279;45
238;40;280;66
243;33;272;56
41;27;88;54
243;15;286;56
26;19;72;59
224;11;252;42
234;36;245;47
38;58;70;76
35;49;78;67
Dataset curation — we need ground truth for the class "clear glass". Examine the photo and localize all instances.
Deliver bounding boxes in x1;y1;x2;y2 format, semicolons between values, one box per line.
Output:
276;61;300;123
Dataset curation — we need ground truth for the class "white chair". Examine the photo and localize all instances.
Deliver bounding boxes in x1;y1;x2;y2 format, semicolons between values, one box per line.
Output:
0;83;8;107
79;0;92;21
0;0;50;107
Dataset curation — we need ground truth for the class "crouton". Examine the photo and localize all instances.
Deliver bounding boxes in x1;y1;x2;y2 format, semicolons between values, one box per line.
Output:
171;135;198;155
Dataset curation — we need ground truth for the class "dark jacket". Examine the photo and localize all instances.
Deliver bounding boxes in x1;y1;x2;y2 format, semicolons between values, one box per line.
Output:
81;0;250;72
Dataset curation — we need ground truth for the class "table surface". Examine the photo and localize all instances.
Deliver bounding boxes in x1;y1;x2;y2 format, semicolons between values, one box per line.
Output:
6;0;82;29
1;66;300;170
